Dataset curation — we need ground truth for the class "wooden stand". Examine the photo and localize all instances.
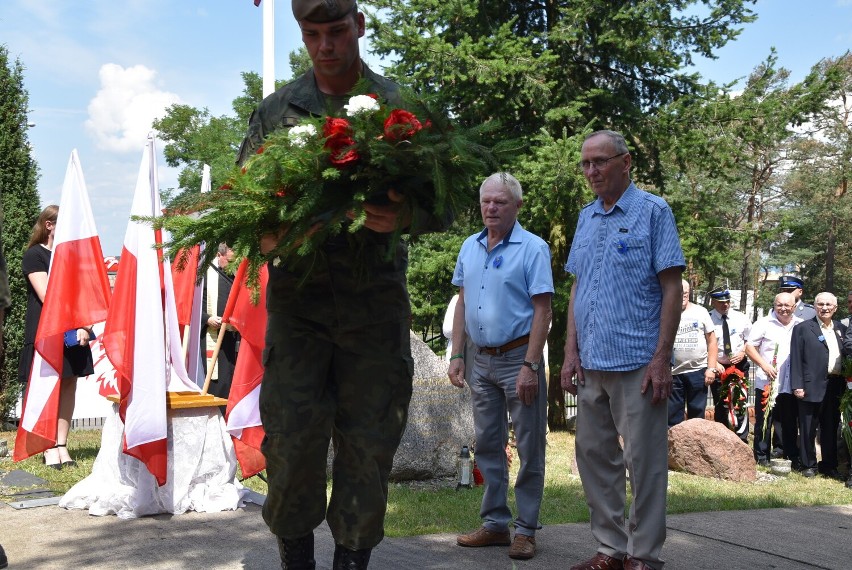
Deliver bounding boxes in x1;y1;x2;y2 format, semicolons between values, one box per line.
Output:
106;391;228;409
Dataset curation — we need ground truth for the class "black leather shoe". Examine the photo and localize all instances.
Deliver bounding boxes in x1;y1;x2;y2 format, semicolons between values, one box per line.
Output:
277;533;316;570
756;457;770;467
770;448;784;459
801;468;817;478
820;469;845;481
0;542;8;569
333;544;372;570
791;459;805;472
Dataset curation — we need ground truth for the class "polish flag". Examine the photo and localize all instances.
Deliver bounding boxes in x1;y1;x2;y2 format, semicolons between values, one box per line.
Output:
14;150;111;461
102;137;199;486
223;260;267;478
170;164;210;385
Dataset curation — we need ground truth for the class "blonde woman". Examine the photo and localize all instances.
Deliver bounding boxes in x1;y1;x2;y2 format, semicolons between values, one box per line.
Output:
18;205;94;469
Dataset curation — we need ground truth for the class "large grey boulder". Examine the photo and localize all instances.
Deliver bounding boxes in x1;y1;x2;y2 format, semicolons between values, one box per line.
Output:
668;418;756;482
390;332;475;480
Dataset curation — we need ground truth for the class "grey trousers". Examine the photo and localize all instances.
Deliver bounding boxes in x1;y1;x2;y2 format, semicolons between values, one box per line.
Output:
468;345;547;536
576;367;668;569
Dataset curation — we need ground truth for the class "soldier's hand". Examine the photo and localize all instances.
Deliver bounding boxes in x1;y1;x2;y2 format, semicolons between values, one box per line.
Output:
354;189;411;233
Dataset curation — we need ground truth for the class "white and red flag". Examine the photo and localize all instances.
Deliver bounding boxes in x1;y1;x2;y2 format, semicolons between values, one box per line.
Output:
102;137;199;486
222;260;267;478
14;150;112;461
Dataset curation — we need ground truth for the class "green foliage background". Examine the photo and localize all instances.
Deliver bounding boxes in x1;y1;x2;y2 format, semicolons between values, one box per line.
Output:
0;45;42;421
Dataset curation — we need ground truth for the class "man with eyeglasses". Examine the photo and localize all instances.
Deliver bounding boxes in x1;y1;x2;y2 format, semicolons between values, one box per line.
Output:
708;287;752;443
562;130;684;570
744;293;802;466
789;292;846;480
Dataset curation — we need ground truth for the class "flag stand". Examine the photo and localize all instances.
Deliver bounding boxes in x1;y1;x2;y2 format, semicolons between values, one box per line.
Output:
107;391;227;409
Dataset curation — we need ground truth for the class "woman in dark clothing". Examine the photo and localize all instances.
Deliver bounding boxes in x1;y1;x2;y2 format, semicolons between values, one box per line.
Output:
19;205;94;469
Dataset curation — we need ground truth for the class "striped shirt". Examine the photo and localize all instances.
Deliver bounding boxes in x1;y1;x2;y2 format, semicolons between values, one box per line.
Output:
565;183;685;371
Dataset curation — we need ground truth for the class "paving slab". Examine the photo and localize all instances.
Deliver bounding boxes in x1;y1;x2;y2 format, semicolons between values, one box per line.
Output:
0;501;850;569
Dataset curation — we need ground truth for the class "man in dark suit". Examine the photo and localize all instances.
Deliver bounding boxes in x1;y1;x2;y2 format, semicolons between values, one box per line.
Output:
789;292;846;479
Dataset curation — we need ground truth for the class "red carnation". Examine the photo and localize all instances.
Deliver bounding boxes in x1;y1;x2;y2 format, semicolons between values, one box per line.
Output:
274;187;287;198
219;183;233;190
384;109;423;141
367;93;379;100
256;145;265;154
323;117;359;167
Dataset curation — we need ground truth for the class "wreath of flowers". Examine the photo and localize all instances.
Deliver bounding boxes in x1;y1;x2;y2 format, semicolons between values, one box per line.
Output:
152;83;499;288
719;364;749;428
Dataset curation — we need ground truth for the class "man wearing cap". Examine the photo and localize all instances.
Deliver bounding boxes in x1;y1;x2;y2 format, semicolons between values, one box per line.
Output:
778;275;816;321
668;279;717;427
708;287;752;442
789;292;846;479
237;2;447;568
448;172;553;561
561;130;685;570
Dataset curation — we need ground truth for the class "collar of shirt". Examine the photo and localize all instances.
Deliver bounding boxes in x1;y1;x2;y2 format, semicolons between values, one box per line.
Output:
589;182;637;217
475;220;519;251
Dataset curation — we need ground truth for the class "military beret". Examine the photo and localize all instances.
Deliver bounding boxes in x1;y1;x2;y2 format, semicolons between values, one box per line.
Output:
709;287;731;301
292;0;356;23
778;275;804;290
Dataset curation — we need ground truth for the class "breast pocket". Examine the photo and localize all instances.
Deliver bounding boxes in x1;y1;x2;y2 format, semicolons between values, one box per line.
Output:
611;236;648;271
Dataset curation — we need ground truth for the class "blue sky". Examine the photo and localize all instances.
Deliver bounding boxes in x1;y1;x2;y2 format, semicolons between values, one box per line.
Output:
1;0;851;255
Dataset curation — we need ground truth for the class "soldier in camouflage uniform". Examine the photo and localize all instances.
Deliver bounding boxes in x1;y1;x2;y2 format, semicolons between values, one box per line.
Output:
237;1;445;569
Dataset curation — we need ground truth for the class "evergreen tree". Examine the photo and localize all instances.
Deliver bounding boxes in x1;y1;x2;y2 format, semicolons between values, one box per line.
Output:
0;45;42;421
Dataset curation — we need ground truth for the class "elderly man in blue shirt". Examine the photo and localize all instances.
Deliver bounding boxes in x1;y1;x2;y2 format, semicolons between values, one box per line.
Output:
448;172;553;561
561;130;685;570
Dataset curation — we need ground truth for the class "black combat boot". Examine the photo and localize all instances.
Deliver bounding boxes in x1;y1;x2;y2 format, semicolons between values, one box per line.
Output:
332;544;372;570
277;533;316;570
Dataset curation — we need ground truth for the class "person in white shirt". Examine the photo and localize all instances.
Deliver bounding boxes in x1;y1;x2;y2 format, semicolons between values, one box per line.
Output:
744;293;801;466
708;287;752;442
668;280;717;427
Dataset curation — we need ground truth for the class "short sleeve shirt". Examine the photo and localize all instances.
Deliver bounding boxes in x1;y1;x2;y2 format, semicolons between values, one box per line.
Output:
710;308;752;365
452;221;553;348
565;183;685;371
747;311;802;391
672;303;714;374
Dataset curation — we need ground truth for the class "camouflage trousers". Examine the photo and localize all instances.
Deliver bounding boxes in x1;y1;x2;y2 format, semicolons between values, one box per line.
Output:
259;311;414;550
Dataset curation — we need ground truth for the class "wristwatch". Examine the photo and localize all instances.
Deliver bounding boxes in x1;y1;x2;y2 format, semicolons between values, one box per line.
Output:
523;360;540;371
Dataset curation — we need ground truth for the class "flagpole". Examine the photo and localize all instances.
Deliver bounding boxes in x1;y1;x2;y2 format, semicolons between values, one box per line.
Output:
262;0;275;97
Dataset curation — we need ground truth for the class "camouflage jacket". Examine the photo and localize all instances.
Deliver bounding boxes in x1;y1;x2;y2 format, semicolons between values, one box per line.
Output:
237;64;416;327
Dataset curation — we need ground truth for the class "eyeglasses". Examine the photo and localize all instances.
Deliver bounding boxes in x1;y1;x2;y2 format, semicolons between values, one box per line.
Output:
816;302;836;307
579;152;626;172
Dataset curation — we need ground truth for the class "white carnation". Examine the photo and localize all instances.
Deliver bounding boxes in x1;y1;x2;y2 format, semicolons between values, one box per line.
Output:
289;124;317;146
344;94;379;116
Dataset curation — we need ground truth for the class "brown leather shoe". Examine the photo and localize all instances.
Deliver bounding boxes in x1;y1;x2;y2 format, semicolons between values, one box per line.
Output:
570;552;624;570
623;557;655;570
508;534;536;560
456;526;511;547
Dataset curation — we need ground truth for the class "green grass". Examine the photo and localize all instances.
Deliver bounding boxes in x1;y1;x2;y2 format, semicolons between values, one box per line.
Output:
1;430;850;537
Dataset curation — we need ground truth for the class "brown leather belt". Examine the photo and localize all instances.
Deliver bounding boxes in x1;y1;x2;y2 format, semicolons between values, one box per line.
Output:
479;334;530;356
